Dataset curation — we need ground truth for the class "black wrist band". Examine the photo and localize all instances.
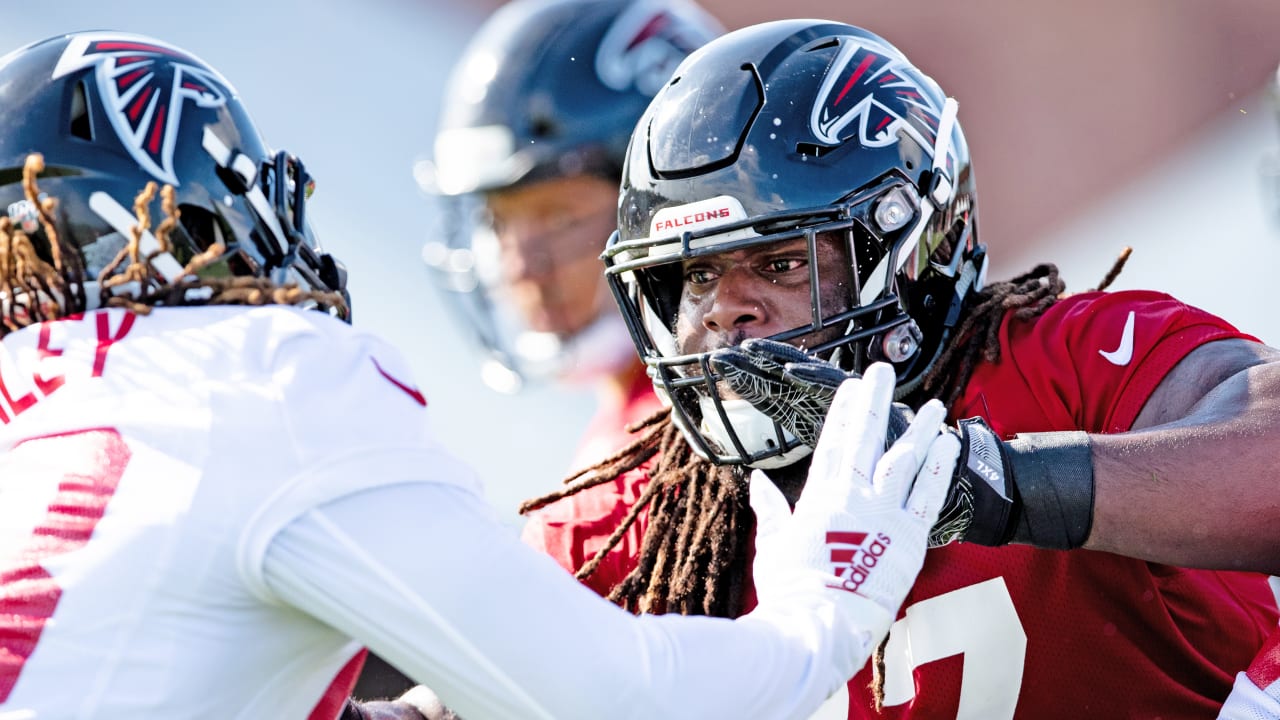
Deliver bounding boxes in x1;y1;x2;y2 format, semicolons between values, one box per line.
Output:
1004;431;1095;549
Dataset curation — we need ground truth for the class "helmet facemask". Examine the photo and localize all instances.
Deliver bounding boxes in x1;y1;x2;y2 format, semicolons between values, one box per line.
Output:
605;173;944;468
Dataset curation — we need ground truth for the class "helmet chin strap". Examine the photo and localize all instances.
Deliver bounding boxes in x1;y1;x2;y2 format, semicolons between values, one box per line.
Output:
696;395;813;470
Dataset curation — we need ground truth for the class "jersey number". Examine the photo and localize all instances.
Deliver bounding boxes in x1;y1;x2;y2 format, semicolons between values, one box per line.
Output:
809;577;1026;719
0;429;131;701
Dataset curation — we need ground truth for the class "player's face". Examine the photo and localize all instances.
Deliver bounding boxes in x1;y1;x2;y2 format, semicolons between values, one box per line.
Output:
675;233;854;356
485;175;618;338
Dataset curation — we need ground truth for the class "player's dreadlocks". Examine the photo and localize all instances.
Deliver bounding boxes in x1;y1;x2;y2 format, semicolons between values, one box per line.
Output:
520;410;754;617
0;153;347;338
0;154;87;332
521;251;1130;634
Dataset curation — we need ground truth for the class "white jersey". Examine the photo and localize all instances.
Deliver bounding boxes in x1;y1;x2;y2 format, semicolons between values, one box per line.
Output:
0;306;858;720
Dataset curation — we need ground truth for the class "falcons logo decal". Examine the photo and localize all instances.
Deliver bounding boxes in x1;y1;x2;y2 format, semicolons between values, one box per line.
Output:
52;34;232;186
809;38;947;158
595;3;715;96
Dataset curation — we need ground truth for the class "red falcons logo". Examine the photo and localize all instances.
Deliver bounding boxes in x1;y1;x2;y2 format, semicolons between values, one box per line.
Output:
52;34;231;186
809;38;946;158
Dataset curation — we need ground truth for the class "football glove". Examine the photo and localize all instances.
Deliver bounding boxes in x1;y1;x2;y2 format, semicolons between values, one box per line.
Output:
709;338;912;449
712;339;1095;549
750;362;958;650
938;416;1094;549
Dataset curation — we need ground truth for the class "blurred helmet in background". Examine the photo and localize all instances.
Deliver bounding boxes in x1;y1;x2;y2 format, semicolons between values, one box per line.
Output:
419;0;721;392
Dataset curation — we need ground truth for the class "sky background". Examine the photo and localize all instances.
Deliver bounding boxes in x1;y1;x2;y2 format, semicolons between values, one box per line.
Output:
5;1;1279;527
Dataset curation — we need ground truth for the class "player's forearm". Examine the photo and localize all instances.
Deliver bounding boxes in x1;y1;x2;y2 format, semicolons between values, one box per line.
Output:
265;484;864;720
1085;361;1280;573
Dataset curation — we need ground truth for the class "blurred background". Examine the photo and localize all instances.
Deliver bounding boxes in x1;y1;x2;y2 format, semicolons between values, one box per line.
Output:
6;0;1278;525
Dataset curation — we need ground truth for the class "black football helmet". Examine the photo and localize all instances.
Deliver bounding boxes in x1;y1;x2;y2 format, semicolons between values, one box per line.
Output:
0;31;348;315
603;20;987;467
420;0;721;392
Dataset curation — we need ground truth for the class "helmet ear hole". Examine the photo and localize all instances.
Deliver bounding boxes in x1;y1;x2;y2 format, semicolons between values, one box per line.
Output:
177;204;222;255
69;81;93;141
529;114;557;140
927;216;968;277
176;204;254;276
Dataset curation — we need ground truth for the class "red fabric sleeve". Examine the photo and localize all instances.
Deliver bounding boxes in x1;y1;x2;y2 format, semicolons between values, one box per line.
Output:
953;290;1255;436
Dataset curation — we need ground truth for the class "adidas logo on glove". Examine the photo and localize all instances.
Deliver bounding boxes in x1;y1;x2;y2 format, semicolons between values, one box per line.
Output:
826;531;892;595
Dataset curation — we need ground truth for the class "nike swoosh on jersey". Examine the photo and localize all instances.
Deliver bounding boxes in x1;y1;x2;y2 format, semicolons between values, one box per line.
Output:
1098;310;1136;366
371;357;427;406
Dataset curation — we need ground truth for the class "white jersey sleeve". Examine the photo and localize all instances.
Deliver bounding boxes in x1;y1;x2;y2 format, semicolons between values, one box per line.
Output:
243;311;860;719
263;482;855;720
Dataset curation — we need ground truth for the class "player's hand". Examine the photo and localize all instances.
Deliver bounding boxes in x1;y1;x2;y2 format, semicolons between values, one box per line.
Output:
750;362;959;644
930;417;1018;546
709;338;913;449
935;417;1093;550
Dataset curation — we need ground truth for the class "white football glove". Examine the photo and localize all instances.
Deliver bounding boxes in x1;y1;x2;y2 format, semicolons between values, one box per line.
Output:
750;362;960;665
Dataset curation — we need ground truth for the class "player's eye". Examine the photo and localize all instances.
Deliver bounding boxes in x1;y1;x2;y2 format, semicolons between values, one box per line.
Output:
684;267;717;285
764;258;806;273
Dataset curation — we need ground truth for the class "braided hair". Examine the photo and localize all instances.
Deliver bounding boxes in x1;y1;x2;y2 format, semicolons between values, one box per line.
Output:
0;155;88;332
0;153;347;338
521;409;753;617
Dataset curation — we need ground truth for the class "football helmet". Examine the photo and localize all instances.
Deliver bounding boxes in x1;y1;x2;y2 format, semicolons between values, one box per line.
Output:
603;20;987;467
420;0;721;392
0;32;348;315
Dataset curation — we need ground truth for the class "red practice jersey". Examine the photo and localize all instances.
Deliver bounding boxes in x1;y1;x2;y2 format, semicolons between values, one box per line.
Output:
522;368;663;594
568;366;665;472
523;290;1279;719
